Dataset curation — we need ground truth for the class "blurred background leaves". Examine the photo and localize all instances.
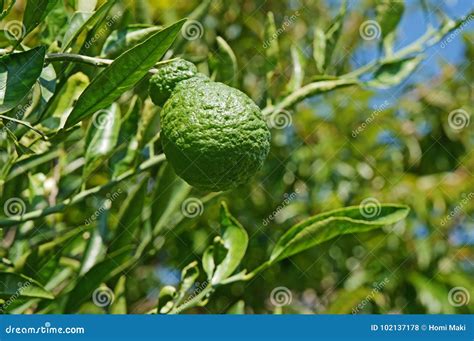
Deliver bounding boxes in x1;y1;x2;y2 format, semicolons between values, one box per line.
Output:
0;0;472;314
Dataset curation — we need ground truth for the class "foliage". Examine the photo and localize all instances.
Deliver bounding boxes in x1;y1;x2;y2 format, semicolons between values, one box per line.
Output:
0;0;472;314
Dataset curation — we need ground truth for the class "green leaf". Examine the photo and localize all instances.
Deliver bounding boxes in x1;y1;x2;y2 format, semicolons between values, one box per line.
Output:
61;0;116;52
112;96;143;177
0;0;15;21
110;275;127;314
64;246;134;313
109;176;147;254
23;0;59;37
210;36;238;86
157;285;177;314
177;261;199;303
36;64;56;118
15;227;90;284
79;226;106;276
322;0;346;72
101;25;162;58
367;55;424;89
211;202;249;285
287;45;306;92
0;272;54;300
226;300;245;314
0;47;46;114
263;11;279;71
64;19;185;128
151;162;191;234
62;12;93;50
77;0;97;12
313;27;326;73
83;102;121;179
202;245;215;280
39;72;89;130
269;204;410;263
376;0;404;39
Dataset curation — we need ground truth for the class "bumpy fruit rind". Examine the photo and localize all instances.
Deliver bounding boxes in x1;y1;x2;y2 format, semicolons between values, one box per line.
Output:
160;77;271;191
149;59;198;106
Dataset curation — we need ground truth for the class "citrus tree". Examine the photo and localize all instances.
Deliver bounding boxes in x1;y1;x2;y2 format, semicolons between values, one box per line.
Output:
0;0;472;314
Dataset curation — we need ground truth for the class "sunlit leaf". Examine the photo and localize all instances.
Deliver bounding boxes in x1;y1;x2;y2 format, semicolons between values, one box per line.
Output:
270;205;410;263
23;0;59;38
367;55;424;89
101;25;162;58
0;47;46;114
64;19;185;128
0;272;54;300
211;202;249;285
83;102;121;179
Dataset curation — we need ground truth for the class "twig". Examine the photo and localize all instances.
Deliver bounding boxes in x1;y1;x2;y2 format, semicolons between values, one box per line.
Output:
0;115;48;140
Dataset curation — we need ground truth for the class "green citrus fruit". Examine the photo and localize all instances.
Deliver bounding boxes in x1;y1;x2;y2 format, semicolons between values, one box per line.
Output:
149;59;198;106
153;62;271;191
